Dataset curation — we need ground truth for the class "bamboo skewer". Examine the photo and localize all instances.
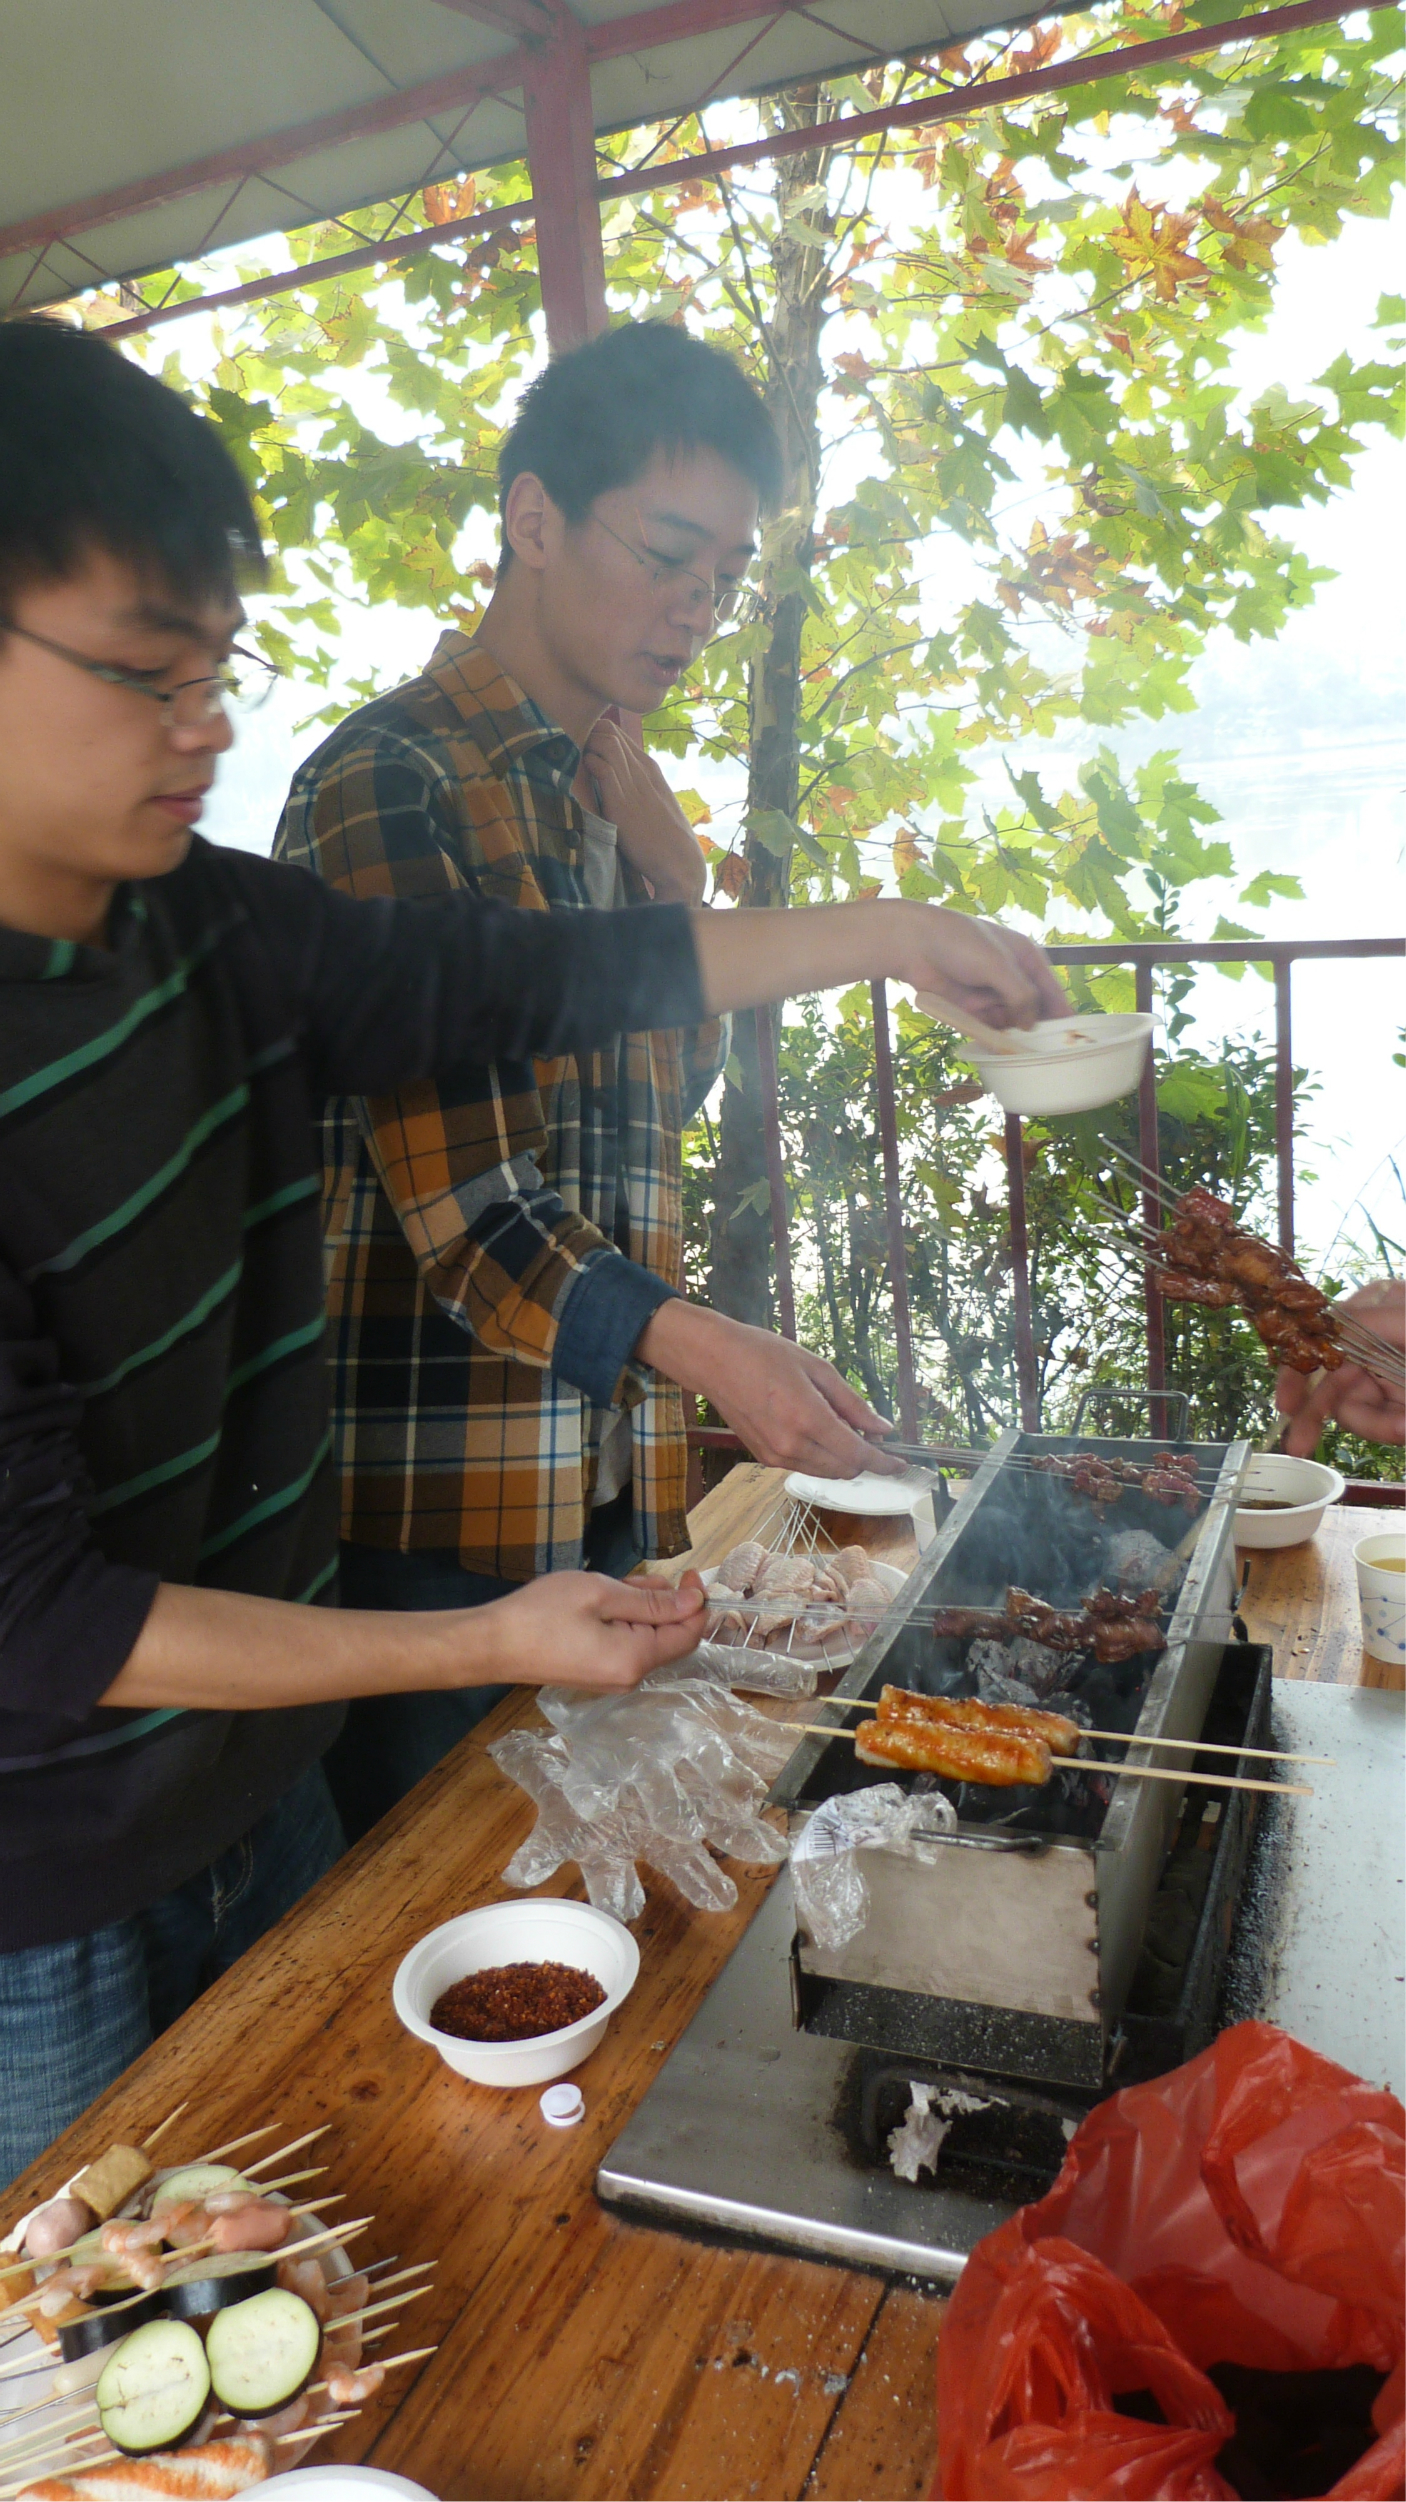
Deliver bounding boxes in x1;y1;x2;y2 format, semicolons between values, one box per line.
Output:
139;2104;190;2156
242;2128;330;2178
809;1695;1332;1766
771;1720;1311;1797
187;2124;281;2167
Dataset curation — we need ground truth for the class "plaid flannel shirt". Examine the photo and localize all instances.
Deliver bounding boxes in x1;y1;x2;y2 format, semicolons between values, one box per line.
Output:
273;633;725;1580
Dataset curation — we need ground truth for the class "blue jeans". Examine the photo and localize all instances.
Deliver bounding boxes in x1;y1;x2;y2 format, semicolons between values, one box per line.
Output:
0;1763;344;2192
327;1490;643;1845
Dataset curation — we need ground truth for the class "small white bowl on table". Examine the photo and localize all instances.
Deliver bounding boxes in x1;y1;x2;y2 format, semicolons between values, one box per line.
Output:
1232;1453;1345;1549
393;1896;638;2088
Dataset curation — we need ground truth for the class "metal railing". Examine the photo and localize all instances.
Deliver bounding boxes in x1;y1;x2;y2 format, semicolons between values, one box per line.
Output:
703;934;1404;1464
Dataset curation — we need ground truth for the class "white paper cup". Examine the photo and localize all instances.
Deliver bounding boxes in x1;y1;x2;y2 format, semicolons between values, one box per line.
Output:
1354;1531;1406;1665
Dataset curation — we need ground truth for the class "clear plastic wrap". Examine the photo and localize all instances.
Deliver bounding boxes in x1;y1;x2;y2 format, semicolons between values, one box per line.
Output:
790;1780;957;1949
490;1673;795;1920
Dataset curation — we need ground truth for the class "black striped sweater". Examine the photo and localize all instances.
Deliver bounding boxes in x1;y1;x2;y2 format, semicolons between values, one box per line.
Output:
0;838;703;1947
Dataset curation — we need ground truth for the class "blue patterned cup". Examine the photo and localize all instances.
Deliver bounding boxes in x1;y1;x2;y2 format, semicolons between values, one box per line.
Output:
1355;1532;1406;1665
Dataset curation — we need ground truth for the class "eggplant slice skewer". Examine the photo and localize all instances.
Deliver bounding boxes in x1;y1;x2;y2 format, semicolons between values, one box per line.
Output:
95;2319;211;2456
205;2289;322;2421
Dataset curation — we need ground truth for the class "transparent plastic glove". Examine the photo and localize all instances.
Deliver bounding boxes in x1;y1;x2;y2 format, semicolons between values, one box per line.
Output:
790;1780;958;1950
491;1683;796;1920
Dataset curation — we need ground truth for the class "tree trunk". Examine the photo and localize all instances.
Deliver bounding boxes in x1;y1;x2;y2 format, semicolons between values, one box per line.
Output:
706;90;831;1327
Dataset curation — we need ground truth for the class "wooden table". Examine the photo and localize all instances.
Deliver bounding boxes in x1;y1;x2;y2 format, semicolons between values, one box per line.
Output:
7;1471;1397;2500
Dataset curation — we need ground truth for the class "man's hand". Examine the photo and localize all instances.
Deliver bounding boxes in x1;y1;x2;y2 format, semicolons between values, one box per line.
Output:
690;899;1067;1030
471;1569;707;1692
1276;1280;1406;1455
897;913;1069;1031
637;1299;902;1476
582;716;708;906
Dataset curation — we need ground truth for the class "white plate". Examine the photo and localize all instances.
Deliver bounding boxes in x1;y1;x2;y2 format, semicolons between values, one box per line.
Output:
784;1467;937;1518
701;1558;906;1672
263;2473;436;2497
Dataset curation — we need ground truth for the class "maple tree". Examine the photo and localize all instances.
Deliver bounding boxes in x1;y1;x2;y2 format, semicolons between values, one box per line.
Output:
103;0;1403;1449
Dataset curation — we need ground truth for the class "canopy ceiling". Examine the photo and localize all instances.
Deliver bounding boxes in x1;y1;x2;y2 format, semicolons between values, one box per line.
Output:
1;0;1032;315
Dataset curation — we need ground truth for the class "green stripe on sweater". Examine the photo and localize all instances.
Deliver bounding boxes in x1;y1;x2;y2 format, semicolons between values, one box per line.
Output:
80;1257;245;1398
198;1432;333;1563
27;1085;249;1279
0;924;225;1122
89;1428;223;1517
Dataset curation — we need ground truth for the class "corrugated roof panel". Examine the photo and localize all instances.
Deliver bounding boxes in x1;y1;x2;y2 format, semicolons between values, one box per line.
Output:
1;0;1017;313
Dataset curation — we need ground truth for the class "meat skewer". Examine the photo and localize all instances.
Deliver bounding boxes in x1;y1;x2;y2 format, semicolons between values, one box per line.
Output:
928;1585;1167;1663
773;1718;1311;1798
1099;1147;1405;1390
816;1691;1333;1767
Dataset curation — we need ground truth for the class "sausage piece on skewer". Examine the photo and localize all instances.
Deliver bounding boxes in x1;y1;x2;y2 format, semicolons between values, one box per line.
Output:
877;1686;1081;1758
855;1716;1052;1787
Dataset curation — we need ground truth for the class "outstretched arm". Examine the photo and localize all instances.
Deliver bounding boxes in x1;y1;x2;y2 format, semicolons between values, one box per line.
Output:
690;899;1065;1029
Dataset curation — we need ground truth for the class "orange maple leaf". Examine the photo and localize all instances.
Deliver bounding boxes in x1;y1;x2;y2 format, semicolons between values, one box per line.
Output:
1200;194;1283;271
423;177;475;226
1109;188;1208;301
715;852;750;902
892;826;926;881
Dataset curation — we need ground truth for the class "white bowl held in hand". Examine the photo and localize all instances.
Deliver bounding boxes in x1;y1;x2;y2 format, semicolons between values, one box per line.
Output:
967;1013;1154;1116
1232;1453;1345;1548
393;1897;639;2088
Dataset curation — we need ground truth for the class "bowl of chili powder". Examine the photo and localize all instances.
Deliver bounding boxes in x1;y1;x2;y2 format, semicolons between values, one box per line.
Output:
392;1899;640;2086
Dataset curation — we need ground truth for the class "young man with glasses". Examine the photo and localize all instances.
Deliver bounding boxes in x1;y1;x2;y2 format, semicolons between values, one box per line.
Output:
0;314;1061;2178
274;322;1063;1838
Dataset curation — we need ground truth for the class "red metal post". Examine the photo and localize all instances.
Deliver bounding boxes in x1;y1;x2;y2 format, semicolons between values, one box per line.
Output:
1004;1115;1040;1431
522;16;607;348
870;980;919;1441
1274;957;1295;1255
1135;961;1169;1434
754;1003;798;1342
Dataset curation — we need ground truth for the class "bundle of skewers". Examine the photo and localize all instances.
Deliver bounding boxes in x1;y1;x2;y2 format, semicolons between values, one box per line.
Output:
1089;1147;1405;1399
772;1683;1327;1802
0;2111;433;2496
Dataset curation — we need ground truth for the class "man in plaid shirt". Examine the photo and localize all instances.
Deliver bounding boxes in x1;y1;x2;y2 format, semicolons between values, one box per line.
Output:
275;323;1063;1836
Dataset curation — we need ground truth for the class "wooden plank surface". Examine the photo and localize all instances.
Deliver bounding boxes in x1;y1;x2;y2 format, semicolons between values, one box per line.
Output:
1237;1500;1404;1689
4;1468;1388;2500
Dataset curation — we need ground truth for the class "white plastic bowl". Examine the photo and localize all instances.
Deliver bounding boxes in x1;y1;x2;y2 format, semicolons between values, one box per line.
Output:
393;1897;639;2088
969;1013;1154;1116
1232;1453;1345;1548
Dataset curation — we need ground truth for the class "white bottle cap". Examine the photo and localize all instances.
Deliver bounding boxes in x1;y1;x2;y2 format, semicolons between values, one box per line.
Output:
540;2082;585;2128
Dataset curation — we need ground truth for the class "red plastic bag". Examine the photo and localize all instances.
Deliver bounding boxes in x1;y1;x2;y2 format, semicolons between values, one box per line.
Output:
936;2022;1404;2500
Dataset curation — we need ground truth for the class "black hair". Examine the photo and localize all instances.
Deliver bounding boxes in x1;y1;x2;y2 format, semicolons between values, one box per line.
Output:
0;316;264;609
497;320;781;564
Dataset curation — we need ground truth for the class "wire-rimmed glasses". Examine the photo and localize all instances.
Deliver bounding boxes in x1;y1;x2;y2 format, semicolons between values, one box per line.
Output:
2;620;281;720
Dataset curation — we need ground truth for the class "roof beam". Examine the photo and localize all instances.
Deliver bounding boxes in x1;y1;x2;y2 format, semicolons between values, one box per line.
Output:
586;0;800;59
423;0;563;36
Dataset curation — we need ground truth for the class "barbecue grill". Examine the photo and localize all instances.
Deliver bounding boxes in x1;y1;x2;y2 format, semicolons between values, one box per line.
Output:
598;1425;1267;2279
772;1426;1249;2088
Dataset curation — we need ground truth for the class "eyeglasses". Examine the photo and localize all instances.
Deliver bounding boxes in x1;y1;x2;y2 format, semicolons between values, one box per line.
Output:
2;620;280;719
589;511;755;628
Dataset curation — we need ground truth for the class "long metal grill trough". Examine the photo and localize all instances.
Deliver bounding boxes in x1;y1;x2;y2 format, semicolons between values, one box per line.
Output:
770;1429;1250;2089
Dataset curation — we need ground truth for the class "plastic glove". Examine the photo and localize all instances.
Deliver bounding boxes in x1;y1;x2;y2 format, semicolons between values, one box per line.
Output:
790;1780;957;1949
490;1680;794;1919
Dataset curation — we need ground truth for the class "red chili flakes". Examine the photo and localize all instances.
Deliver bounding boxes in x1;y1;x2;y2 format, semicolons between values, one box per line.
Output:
430;1960;606;2043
